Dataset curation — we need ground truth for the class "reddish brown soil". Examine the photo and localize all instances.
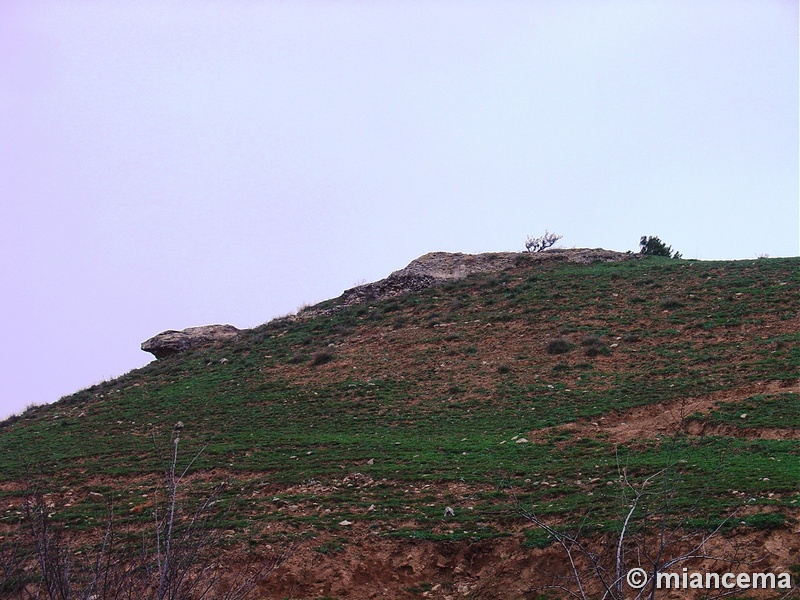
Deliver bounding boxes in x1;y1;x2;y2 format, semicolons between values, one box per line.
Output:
530;379;800;446
4;258;799;598
246;522;800;599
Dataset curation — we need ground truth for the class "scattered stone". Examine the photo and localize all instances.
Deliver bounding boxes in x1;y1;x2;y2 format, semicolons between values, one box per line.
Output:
338;520;353;526
444;506;455;517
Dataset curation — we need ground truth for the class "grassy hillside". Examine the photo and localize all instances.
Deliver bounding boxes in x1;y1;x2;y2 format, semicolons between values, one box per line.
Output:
1;254;798;599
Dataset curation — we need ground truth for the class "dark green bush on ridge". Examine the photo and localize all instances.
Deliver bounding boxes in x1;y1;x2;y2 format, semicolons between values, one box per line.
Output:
640;235;682;259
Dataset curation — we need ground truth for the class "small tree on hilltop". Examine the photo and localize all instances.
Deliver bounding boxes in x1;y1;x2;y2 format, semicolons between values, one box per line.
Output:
639;236;682;259
525;230;563;253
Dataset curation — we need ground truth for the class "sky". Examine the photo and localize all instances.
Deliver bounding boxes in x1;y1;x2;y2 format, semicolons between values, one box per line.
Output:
1;1;797;420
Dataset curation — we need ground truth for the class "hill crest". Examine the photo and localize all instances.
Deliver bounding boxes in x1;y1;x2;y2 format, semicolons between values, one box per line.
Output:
2;252;798;599
340;248;635;306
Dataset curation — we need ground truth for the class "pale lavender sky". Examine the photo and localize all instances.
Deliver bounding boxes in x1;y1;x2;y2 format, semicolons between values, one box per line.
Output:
1;1;797;420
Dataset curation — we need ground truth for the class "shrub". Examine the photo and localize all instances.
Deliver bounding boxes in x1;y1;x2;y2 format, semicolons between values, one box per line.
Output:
9;432;285;599
580;334;602;347
525;230;563;253
287;353;307;364
311;350;334;366
547;338;574;355
639;235;682;259
577;334;610;357
584;344;610;357
659;297;683;310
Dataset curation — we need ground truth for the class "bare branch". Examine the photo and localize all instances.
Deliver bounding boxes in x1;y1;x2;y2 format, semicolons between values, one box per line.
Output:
525;230;563;253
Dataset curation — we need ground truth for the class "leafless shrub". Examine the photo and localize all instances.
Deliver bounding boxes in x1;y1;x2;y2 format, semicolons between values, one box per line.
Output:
0;538;28;598
4;430;284;600
525;230;563;253
14;482;129;600
516;466;748;598
513;428;765;600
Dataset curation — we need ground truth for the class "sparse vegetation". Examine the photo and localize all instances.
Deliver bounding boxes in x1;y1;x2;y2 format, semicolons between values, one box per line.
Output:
579;334;610;357
311;349;335;366
3;432;284;599
518;446;747;600
659;297;684;309
687;392;800;429
580;334;602;347
547;338;574;355
1;254;798;598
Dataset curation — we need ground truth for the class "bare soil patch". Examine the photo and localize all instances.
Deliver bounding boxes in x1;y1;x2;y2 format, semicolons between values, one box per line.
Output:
530;379;800;446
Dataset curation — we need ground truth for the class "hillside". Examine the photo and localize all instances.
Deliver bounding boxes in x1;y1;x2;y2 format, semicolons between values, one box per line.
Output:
1;250;799;599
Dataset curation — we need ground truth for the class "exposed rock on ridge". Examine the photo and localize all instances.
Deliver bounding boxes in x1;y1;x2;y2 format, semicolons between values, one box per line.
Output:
340;248;635;306
141;324;240;359
141;249;634;355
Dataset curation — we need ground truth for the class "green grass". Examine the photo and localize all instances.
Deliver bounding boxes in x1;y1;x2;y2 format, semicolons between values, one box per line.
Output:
1;256;798;539
689;393;800;428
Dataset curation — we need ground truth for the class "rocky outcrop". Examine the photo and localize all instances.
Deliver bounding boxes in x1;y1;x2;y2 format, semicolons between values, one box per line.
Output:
141;324;240;359
339;272;438;305
340;248;636;306
141;250;635;350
